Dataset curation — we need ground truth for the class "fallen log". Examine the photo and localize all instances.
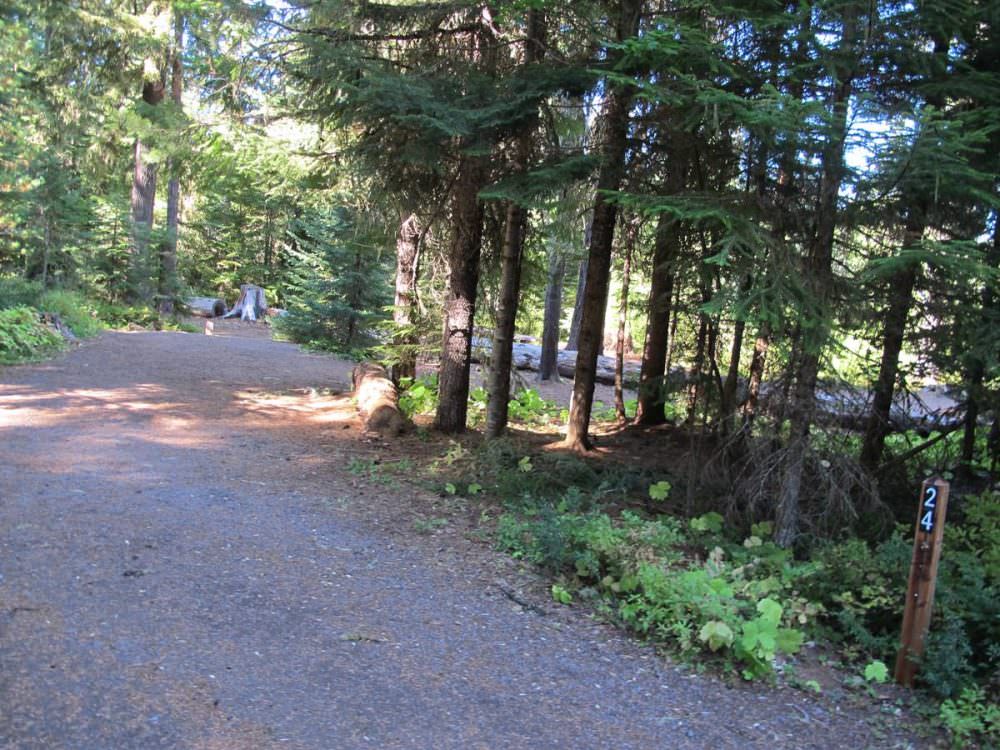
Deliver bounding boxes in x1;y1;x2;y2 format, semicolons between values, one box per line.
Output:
224;284;267;322
352;362;408;436
471;337;642;387
472;334;965;432
185;296;227;318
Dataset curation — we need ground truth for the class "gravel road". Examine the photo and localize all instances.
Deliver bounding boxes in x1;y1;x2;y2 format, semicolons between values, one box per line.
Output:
0;328;918;749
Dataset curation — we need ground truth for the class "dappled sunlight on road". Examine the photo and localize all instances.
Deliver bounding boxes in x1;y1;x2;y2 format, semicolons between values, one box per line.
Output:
234;388;357;426
0;384;182;429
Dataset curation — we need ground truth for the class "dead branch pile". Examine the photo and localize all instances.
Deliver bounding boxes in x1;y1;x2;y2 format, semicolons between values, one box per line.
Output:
697;430;891;540
39;312;77;342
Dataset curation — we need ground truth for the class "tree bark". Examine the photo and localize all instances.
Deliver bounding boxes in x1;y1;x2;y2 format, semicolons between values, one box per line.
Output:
563;0;643;451
435;153;488;433
391;211;422;384
859;259;920;471
636;213;680;424
39;207;50;289
485;8;545;439
130;76;165;303
720;313;747;433
686;315;709;424
566;254;588;350
486;200;528;437
775;7;859;548
742;323;771;423
614;217;636;423
158;8;184;315
539;240;565;381
859;35;948;473
960;219;1000;476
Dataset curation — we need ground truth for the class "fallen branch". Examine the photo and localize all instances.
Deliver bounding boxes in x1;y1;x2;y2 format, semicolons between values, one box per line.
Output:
879;423;963;470
495;584;547;616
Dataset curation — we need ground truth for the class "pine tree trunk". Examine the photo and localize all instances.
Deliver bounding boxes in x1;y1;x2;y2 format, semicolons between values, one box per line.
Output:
130;139;158;302
392;211;422;383
130;79;165;303
435;154;487;434
486;201;528;437
40;208;50;289
860;35;948;473
159;174;180;313
539;241;565;381
859;260;919;471
686;316;708;424
636;214;679;425
665;278;681;375
566;255;588;350
485;8;545;439
742;323;771;423
960;220;1000;476
775;7;859;548
158;9;184;315
720;315;747;433
563;0;643;451
614;218;636;423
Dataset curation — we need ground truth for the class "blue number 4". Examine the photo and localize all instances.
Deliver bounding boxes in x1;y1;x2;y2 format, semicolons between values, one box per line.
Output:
921;486;938;532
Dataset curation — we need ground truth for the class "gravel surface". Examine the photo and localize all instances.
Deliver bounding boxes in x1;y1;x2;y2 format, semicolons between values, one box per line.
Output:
0;327;920;749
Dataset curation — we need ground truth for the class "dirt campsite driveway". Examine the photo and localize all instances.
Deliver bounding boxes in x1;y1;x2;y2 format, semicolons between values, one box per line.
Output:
0;325;920;749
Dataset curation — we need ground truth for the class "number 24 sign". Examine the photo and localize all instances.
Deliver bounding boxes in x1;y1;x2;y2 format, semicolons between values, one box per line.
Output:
920;485;938;533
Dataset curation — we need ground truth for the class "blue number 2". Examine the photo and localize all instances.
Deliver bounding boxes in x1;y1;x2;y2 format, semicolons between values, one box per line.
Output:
921;486;938;532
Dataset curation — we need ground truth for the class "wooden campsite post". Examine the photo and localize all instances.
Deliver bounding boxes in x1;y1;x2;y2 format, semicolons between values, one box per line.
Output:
894;477;950;686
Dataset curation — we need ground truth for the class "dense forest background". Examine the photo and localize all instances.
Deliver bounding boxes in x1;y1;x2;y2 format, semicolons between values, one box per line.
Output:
2;0;998;735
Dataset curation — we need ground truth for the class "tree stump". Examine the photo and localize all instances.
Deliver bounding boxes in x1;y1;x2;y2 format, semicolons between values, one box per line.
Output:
224;284;267;322
352;362;408;436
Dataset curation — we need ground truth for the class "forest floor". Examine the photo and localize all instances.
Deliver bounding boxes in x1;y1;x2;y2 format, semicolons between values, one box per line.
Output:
0;319;928;749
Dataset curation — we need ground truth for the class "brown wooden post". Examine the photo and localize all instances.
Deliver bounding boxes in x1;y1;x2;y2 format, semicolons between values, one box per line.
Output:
894;477;950;686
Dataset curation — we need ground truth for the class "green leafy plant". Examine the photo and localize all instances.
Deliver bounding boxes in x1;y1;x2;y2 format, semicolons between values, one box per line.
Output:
648;480;671;502
699;620;735;651
0;277;43;310
939;687;1000;749
398;374;439;418
507;388;561;424
864;659;889;684
551;584;573;605
37;289;102;337
690;512;724;534
0;306;65;363
733;598;805;680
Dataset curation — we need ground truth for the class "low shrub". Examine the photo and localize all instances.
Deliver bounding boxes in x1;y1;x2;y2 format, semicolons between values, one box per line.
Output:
398;374;439;418
493;462;996;700
37;290;103;337
497;493;813;680
0;306;65;363
804;518;999;701
939;686;1000;749
92;302;162;329
0;276;43;310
